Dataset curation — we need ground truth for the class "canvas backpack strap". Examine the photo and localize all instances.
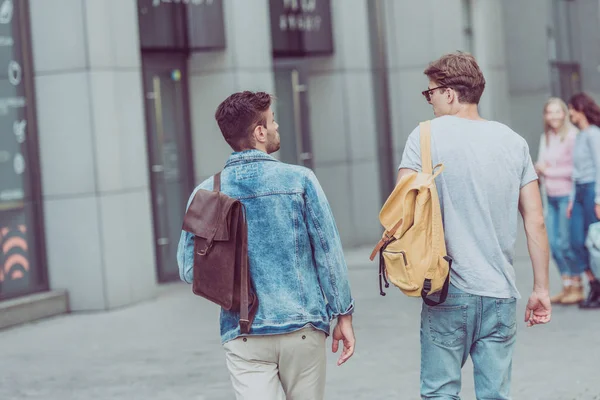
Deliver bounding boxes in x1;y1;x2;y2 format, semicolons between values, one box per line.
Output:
419;121;433;174
418;121;451;306
422;257;451;306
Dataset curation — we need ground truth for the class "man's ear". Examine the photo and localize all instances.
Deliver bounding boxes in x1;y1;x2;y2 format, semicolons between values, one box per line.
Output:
253;124;266;143
447;89;454;104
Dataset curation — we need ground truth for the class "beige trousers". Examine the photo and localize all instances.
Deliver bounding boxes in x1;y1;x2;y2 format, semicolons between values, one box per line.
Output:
223;326;326;400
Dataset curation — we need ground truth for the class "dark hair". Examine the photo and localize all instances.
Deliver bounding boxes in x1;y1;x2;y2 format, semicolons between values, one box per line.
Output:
214;91;273;151
424;52;486;104
569;92;600;127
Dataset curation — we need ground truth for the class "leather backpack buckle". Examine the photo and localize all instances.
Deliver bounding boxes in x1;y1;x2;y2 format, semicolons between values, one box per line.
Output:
197;241;214;256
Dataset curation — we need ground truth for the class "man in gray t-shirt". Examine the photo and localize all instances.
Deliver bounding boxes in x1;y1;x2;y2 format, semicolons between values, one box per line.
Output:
400;116;538;299
397;52;551;399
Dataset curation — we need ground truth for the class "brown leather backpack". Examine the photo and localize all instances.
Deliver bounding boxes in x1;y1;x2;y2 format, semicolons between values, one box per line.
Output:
182;172;258;333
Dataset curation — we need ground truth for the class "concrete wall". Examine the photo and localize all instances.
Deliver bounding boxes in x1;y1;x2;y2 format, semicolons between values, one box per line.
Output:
31;0;156;311
472;0;512;124
26;0;600;284
502;0;552;157
188;0;381;247
574;0;600;102
382;0;469;167
305;0;381;247
502;0;600;157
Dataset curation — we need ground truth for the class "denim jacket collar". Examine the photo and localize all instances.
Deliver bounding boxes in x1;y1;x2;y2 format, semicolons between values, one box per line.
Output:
225;149;279;168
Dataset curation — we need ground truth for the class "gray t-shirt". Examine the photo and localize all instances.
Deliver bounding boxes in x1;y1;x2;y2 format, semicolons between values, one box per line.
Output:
399;116;538;299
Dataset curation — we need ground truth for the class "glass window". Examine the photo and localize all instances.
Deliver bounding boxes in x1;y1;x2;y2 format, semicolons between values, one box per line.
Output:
0;0;47;300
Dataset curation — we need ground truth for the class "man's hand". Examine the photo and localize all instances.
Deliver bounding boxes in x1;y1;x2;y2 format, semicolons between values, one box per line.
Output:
525;291;552;327
331;315;355;366
595;204;600;220
567;201;573;219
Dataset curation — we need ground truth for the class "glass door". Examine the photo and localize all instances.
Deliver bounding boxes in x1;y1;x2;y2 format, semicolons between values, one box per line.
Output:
273;61;314;169
142;53;194;282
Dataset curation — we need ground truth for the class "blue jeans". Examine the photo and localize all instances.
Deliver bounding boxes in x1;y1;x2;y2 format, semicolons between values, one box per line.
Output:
420;284;517;399
570;182;599;275
546;195;576;277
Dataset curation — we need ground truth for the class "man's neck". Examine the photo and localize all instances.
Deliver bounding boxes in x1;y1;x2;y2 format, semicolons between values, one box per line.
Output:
450;104;484;121
240;145;267;153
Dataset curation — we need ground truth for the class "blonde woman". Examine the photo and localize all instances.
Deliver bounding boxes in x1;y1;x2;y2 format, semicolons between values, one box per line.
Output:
536;98;578;303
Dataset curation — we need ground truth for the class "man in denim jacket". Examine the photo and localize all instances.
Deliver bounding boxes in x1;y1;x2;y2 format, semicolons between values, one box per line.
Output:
177;91;355;400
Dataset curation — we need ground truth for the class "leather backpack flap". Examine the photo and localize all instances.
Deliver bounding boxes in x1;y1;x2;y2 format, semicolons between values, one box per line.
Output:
182;189;239;310
182;189;235;241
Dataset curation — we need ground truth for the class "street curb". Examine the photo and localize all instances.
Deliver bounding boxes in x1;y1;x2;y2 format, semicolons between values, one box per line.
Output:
0;290;69;330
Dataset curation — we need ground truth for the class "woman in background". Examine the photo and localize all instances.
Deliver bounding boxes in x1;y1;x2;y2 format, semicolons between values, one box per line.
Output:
536;98;577;304
566;92;600;309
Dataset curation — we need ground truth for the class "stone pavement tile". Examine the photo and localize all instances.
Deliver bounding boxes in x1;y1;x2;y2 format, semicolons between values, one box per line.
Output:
1;248;600;399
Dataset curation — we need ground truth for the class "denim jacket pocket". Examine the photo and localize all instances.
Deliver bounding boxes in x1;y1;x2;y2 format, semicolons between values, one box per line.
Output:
427;304;468;349
495;298;517;340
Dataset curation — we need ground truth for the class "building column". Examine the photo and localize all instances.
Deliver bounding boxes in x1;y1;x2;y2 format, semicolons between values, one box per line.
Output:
471;0;511;123
304;0;382;246
30;0;156;311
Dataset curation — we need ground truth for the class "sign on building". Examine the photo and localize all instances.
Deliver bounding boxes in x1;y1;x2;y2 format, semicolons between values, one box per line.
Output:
138;0;226;51
270;0;334;56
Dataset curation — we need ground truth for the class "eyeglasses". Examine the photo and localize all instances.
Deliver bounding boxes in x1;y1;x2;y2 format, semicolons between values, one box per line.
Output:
422;85;448;102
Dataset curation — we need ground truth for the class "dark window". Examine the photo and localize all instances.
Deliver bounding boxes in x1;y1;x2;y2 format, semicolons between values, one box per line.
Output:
137;0;226;52
269;0;334;57
0;0;48;300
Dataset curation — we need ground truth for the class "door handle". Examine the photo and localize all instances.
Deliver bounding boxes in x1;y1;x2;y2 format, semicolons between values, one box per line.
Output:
291;70;308;165
295;84;307;93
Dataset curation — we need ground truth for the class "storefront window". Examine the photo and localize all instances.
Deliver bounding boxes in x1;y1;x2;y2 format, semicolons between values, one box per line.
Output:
0;0;47;300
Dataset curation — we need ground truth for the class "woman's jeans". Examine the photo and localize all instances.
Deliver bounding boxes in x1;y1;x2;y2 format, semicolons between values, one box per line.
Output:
546;195;576;277
570;182;599;275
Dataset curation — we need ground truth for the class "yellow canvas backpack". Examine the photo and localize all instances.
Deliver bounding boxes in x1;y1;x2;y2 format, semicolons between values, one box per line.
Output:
370;120;452;306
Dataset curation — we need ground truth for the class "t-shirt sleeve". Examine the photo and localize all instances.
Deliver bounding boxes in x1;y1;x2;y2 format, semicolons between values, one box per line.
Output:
520;140;538;188
398;126;421;172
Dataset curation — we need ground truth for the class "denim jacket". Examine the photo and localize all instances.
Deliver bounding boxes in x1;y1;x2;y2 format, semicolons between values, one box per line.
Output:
177;150;354;343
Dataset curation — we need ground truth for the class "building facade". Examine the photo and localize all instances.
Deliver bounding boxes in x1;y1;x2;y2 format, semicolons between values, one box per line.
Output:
1;0;599;315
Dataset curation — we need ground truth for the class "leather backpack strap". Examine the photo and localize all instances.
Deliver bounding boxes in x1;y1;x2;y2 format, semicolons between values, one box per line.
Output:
369;218;404;261
213;172;222;192
419;121;433;174
238;205;251;334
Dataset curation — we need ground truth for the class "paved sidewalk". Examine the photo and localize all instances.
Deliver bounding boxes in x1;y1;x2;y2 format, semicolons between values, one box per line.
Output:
1;239;600;399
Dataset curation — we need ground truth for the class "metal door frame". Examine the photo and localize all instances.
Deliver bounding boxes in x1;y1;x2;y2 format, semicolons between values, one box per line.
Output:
273;58;314;170
141;53;195;282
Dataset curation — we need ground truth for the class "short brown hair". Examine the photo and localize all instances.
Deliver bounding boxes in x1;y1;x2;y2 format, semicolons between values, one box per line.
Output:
215;91;272;151
424;52;486;104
